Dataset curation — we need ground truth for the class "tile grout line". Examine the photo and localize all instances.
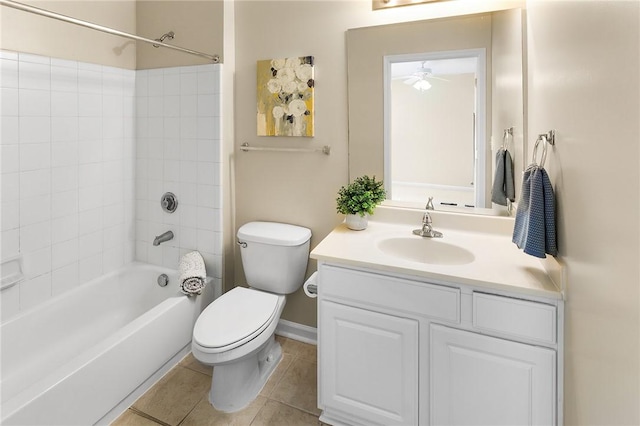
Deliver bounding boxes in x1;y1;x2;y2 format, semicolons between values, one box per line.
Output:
128;407;172;426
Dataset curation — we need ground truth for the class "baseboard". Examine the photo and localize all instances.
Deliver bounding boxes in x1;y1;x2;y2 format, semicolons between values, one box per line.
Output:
275;319;317;345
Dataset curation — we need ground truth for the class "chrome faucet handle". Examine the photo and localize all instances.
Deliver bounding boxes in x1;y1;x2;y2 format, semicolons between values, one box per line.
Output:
422;211;432;225
425;196;435;210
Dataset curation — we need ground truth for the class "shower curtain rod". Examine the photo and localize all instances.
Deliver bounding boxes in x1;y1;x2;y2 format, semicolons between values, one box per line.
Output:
0;0;220;63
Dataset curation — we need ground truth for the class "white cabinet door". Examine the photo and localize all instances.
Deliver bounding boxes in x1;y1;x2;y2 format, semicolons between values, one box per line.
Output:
430;324;556;426
320;300;419;426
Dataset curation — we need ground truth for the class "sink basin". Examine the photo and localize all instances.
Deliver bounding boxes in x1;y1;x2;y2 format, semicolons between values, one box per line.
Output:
376;237;475;265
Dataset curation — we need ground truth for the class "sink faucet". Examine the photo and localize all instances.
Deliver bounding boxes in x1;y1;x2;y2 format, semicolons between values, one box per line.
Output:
413;211;443;238
153;231;174;246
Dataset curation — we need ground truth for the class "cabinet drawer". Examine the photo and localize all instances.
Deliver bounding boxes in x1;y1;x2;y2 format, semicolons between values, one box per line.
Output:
473;292;557;344
320;265;459;322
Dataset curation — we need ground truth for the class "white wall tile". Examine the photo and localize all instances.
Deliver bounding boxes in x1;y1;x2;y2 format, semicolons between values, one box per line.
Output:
20;220;51;252
103;118;124;140
1;117;19;144
103;246;124;273
78;139;103;164
1;284;20;321
103;94;123;117
20;169;51;198
22;246;52;278
78;117;102;140
20;143;50;171
1;201;19;231
1;144;19;173
52;238;78;269
19;61;50;90
180;117;197;139
79;253;102;282
78;69;102;94
52;214;78;243
18;52;49;65
79;163;103;187
19;116;51;143
1;58;19;88
79;186;103;211
51;65;78;92
180;73;198;95
148;96;164;117
52;141;79;167
52;190;78;218
196;229;216;253
20;273;52;311
19;89;50;116
197;118;215;139
197;70;216;94
79;207;103;235
51;117;78;142
1;172;19;201
20;195;51;226
197;184;217;208
196;207;217;231
52;261;79;295
51;91;78;117
78;93;102;116
163;138;180;159
79;230;103;259
0;88;19;116
1;229;20;258
197;94;216;116
148;74;163;95
163;96;180;117
197;162;217;185
163;74;180;96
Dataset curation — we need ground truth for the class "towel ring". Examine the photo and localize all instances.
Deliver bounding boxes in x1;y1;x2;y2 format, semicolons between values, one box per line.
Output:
533;134;553;168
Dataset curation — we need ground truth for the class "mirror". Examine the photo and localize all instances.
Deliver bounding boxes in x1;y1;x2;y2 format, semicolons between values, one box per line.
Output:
347;9;526;215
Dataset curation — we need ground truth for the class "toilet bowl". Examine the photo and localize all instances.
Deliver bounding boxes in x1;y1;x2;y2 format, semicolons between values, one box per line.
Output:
192;222;311;413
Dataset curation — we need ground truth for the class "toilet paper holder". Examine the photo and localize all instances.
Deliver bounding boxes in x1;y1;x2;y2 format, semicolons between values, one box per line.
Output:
303;271;318;298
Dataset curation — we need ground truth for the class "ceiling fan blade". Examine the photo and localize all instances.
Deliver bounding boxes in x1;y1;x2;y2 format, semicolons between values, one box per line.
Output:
403;76;420;85
427;75;450;82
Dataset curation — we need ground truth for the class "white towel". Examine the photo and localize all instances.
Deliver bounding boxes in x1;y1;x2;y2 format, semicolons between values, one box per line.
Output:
179;251;207;296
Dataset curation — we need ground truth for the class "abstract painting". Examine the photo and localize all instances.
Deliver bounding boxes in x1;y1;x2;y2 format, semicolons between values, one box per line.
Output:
257;56;314;137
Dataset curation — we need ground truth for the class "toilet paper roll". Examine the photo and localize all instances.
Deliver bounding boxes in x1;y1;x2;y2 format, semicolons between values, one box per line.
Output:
303;271;318;298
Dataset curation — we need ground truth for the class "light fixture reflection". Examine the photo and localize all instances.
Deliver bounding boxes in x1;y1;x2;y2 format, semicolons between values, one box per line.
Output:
413;79;432;92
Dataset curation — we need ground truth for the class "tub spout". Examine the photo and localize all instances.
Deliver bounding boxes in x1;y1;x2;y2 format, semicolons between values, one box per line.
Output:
153;231;174;246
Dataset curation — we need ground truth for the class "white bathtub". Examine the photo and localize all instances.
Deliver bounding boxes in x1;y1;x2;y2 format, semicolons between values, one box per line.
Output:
0;262;219;426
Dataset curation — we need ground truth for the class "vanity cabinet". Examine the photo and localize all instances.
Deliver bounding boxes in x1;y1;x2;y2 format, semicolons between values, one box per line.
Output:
317;263;562;426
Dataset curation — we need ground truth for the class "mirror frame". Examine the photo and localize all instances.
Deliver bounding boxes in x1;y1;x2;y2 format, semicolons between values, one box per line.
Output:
383;48;487;208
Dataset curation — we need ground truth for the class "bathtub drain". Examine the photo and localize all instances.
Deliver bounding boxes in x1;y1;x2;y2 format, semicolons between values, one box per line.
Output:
157;274;169;287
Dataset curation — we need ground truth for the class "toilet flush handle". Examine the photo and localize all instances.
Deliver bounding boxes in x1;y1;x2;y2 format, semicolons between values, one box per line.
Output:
237;240;247;248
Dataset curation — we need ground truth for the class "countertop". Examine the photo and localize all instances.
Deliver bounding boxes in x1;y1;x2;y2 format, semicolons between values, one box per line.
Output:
310;219;562;300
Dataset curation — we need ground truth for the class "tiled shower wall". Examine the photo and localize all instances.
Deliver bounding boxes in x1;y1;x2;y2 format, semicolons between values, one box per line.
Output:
134;64;222;292
0;51;222;320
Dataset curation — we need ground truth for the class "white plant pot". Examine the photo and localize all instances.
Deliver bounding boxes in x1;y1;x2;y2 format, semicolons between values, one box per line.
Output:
345;213;369;231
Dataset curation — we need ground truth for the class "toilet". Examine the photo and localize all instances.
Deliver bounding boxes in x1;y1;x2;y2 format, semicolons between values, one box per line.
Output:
191;221;312;412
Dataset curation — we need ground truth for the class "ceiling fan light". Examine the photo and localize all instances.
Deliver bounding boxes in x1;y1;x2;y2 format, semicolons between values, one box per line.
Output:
413;79;432;92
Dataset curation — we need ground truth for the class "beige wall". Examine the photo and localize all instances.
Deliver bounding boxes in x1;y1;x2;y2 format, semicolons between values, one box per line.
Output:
233;0;520;327
526;1;639;424
135;0;223;69
0;0;136;69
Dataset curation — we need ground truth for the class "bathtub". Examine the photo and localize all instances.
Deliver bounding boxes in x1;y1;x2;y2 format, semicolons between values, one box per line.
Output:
0;261;219;426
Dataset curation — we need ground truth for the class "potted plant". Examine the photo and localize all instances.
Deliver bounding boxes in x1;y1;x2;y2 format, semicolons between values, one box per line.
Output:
336;175;386;230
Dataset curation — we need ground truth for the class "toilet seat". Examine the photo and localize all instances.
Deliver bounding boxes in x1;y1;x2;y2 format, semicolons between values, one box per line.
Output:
193;287;280;353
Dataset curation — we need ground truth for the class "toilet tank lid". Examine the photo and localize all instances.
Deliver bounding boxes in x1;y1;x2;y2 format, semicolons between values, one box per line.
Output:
237;222;311;246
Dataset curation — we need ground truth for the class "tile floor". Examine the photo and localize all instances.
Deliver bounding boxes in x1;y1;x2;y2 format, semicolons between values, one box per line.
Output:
112;336;323;426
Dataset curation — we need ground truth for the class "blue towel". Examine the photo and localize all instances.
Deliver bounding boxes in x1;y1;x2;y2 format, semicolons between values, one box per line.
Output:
491;148;515;206
512;165;557;258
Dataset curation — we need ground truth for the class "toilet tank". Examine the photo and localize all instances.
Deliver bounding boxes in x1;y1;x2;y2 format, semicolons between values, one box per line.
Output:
237;222;312;295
